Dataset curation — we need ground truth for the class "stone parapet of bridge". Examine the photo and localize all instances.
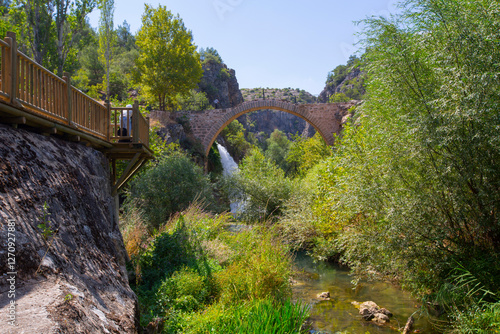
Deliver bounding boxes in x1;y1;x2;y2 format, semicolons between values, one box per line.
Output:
173;99;358;156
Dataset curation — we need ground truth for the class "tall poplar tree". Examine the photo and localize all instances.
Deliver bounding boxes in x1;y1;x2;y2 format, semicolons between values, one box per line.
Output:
98;0;114;100
134;4;202;111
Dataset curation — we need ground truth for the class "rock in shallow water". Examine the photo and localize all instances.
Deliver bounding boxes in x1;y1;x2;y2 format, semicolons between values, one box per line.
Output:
317;291;331;300
355;300;393;325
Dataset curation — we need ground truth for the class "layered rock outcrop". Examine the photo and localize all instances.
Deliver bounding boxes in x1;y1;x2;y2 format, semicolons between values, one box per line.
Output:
318;67;364;103
198;59;244;109
0;124;137;333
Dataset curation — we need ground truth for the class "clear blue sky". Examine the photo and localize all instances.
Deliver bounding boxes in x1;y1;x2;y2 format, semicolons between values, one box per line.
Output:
88;0;398;95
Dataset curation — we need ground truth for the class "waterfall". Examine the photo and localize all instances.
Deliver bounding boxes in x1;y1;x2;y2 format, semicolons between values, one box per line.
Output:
217;142;242;214
217;142;238;177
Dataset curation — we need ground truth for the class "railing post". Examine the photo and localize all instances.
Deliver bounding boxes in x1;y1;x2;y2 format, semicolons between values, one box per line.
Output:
6;32;17;104
132;100;139;143
146;116;150;147
106;101;111;141
63;72;72;125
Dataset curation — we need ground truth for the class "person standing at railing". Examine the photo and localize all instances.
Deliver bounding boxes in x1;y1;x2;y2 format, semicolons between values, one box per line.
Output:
118;104;133;142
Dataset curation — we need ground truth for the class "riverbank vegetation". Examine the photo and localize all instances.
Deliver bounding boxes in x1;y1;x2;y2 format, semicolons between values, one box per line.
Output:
201;0;500;332
121;202;309;333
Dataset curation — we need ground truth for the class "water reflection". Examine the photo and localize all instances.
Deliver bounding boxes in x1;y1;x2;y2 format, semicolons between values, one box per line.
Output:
292;252;438;334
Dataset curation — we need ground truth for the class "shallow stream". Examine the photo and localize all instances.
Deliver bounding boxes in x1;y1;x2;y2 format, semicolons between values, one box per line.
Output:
292;252;439;334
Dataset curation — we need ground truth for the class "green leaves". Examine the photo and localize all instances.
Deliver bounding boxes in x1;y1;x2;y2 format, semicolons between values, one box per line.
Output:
304;1;500;320
134;4;203;110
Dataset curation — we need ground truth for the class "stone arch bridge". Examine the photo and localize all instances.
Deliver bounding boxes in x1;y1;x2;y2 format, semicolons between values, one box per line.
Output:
172;99;357;156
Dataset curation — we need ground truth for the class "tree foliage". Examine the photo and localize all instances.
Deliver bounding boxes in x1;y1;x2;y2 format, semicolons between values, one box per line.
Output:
127;152;214;230
9;0;96;74
264;129;291;173
221;120;252;162
134;4;202;111
311;0;500;313
286;133;331;177
98;0;114;99
225;148;294;222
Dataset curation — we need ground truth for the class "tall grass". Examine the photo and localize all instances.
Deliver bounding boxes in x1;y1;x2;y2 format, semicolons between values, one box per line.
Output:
121;204;309;333
183;299;310;334
228;299;310;334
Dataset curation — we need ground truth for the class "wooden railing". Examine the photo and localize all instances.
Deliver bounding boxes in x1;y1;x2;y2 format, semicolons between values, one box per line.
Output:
110;102;150;146
0;32;150;147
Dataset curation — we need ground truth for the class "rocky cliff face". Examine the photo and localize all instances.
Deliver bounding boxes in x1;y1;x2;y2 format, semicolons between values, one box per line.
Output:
0;124;137;333
318;67;364;102
236;110;316;139
198;59;244;108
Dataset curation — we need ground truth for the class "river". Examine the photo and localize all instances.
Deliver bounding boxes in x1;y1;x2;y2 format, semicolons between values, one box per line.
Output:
293;252;438;333
217;143;438;333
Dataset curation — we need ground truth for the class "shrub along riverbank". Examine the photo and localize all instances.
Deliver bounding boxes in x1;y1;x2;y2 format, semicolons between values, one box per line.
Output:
120;204;309;333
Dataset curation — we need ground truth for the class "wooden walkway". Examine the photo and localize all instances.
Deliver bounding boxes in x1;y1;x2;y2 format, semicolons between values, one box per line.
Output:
0;32;153;194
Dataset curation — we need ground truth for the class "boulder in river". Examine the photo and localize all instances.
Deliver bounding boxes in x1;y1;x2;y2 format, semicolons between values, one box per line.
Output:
317;291;331;300
354;301;393;325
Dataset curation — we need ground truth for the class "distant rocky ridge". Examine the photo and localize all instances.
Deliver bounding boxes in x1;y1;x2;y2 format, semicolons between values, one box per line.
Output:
231;88;318;141
241;87;317;104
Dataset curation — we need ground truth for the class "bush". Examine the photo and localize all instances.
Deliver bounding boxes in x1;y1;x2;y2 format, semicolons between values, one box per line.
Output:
128;204;303;332
127;152;214;230
224;148;295;222
156;267;211;313
215;227;292;304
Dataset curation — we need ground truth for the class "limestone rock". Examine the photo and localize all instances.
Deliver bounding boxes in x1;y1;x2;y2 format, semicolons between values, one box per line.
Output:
372;312;391;324
0;124;138;333
199;59;243;109
355;300;393;325
317;291;331;300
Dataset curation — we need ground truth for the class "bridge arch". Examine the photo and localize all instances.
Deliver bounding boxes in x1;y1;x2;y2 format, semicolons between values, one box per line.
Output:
200;100;339;156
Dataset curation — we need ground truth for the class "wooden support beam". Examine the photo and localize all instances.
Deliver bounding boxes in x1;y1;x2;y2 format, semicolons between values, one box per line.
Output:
40;127;57;136
118;157;147;191
64;134;80;142
112;153;141;196
6;32;18;106
111;159;116;185
0;116;26;125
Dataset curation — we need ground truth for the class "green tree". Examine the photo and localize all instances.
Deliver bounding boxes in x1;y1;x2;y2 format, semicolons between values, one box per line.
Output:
225;148;294;222
264;129;291;173
134;4;202;110
80;43;105;86
286;133;331;176
328;92;350;103
115;20;135;52
127;152;214;230
98;0;114;100
199;47;222;64
221;120;252;162
175;89;211;111
9;0;96;74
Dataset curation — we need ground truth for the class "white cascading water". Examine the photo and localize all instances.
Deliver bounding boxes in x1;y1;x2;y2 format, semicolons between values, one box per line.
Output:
217;142;242;214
